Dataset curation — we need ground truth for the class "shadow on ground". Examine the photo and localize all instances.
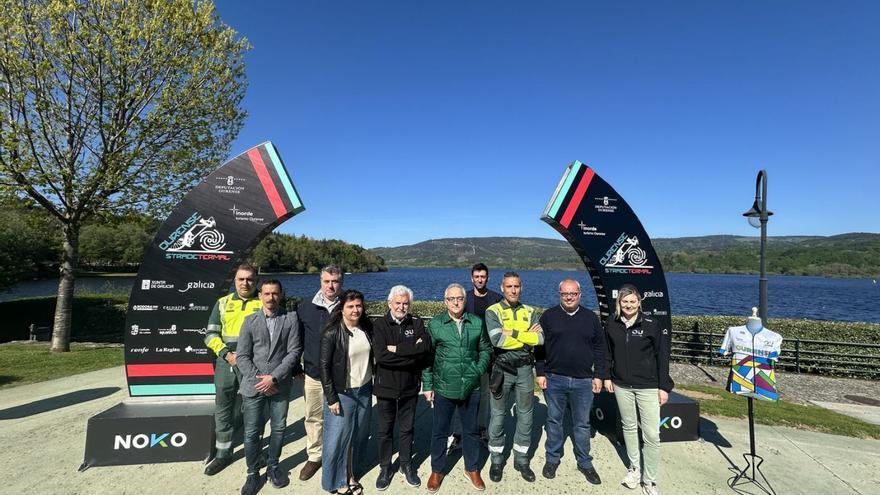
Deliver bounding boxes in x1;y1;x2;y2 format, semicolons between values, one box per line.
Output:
0;387;121;420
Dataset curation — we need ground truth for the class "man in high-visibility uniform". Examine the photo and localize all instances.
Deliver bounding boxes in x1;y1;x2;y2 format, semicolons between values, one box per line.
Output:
203;264;263;475
485;271;543;483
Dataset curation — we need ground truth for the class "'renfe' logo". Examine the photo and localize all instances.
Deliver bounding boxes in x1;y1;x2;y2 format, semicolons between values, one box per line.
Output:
114;432;187;450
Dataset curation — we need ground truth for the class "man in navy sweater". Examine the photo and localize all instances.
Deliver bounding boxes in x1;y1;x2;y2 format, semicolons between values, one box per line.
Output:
535;278;607;485
296;265;343;481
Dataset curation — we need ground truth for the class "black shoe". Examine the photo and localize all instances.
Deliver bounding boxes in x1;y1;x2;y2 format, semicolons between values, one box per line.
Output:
489;463;504;483
241;473;260;495
204;457;232;476
268;467;290;489
542;462;558;479
579;466;602;485
401;464;421;487
376;466;394;491
515;464;536;483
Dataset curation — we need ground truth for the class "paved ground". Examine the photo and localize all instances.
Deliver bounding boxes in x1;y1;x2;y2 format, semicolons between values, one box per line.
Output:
1;367;878;495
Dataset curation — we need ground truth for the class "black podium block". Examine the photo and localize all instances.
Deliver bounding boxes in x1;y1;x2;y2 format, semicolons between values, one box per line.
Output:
80;400;214;470
590;390;699;443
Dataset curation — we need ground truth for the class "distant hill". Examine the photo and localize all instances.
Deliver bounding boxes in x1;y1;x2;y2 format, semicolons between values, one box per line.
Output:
370;233;880;277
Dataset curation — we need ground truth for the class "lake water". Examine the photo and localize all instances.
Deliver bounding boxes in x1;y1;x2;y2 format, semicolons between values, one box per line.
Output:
2;268;877;323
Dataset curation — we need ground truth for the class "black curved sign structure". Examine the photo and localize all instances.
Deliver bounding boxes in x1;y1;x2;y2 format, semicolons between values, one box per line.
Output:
124;142;304;397
541;161;671;333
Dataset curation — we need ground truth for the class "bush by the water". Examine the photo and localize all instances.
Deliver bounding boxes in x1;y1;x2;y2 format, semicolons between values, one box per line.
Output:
0;295;128;343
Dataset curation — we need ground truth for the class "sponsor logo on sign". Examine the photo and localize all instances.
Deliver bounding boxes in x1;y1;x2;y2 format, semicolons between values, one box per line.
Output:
184;345;208;355
155;347;181;353
162;305;186;312
159;212;232;261
158;325;178;335
178;281;216;293
130;347;149;354
114;432;188;450
594;196;618;213
188;303;210;311
576;221;605;237
140;279;174;290
660;416;682;429
215;175;247;194
600;233;653;275
651;309;669;316
183;327;207;335
132;304;159;311
228;204;267;224
642;291;664;299
130;325;152;336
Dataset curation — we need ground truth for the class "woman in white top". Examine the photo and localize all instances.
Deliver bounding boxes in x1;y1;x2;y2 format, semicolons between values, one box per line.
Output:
319;289;374;494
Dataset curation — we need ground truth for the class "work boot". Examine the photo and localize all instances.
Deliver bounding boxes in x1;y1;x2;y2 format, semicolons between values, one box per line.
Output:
542;462;559;479
489;463;504;482
204;457;232;476
514;464;536;482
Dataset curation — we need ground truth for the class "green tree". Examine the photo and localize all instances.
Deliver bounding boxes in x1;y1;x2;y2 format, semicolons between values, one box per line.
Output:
0;0;248;351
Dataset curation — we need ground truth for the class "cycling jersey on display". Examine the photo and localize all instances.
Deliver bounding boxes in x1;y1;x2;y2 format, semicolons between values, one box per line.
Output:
719;324;782;401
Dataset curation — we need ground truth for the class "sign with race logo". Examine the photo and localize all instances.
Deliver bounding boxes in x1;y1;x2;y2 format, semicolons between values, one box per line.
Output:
123;142;304;397
541;161;671;335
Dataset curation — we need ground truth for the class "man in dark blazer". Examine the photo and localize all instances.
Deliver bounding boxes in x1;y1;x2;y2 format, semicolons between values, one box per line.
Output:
236;279;303;495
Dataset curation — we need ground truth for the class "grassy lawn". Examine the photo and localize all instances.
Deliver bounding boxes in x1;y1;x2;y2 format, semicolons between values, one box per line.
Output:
0;343;123;389
678;383;880;439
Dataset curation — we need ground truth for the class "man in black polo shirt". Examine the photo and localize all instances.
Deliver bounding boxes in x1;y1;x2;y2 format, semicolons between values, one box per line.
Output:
535;278;606;485
465;263;502;319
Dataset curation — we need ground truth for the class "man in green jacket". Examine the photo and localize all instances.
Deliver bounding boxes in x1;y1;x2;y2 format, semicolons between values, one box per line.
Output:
422;283;490;493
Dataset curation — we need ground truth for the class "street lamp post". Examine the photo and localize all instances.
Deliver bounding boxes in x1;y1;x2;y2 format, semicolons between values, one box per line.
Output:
732;170;775;495
743;170;773;321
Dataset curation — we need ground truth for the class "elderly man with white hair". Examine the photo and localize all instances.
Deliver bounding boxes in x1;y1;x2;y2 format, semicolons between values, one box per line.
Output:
372;285;432;491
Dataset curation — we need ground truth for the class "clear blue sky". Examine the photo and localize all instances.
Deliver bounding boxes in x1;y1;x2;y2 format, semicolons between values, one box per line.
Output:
213;1;879;249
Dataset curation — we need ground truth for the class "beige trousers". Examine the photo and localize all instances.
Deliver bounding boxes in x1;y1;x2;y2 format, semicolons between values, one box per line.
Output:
303;374;325;462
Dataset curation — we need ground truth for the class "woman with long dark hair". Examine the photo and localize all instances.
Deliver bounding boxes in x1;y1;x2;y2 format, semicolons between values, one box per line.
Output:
603;284;674;495
319;289;373;494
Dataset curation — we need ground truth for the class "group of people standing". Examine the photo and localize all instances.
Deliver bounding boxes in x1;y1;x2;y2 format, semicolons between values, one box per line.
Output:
202;262;673;495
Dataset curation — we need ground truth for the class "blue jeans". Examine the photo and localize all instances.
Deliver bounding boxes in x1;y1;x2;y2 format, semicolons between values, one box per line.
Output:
242;392;289;474
431;391;480;473
321;384;373;492
543;373;594;469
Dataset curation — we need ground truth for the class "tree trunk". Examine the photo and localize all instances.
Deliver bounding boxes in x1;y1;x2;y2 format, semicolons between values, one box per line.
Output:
51;222;80;353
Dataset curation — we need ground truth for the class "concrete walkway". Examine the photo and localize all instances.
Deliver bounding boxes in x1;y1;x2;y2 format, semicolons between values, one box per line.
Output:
1;367;878;495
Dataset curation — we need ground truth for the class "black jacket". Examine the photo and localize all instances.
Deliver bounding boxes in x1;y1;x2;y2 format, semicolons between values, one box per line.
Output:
371;312;432;399
320;320;374;406
603;313;674;392
298;298;334;380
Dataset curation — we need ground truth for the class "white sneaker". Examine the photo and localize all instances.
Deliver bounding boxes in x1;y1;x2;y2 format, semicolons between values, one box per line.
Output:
642;483;659;495
621;468;640;489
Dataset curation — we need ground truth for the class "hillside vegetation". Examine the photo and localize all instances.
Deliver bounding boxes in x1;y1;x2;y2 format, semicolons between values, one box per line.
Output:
371;234;880;277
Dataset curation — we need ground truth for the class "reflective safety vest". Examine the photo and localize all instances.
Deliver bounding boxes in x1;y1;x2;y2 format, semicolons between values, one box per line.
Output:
204;292;262;357
486;301;540;351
